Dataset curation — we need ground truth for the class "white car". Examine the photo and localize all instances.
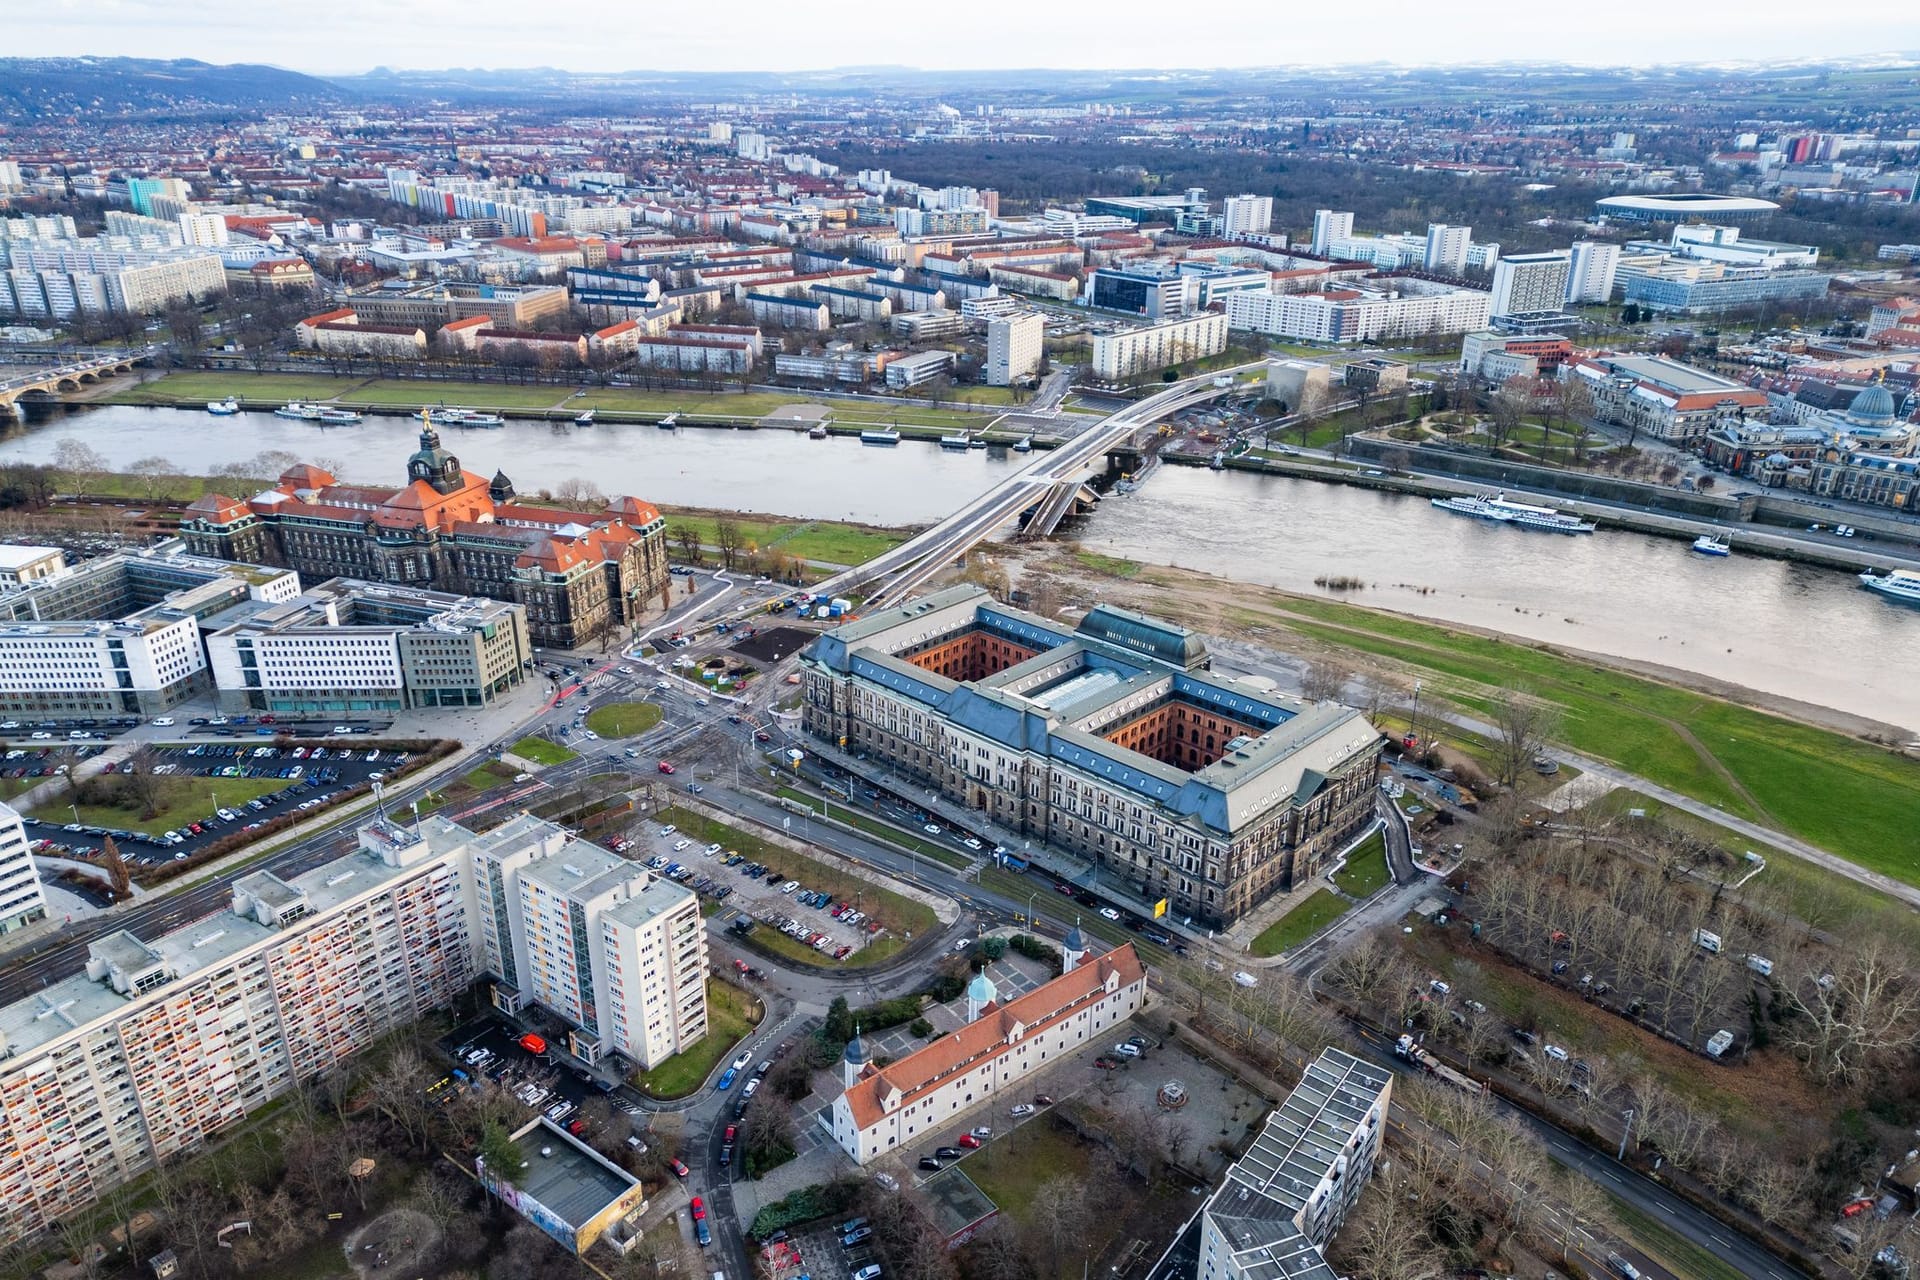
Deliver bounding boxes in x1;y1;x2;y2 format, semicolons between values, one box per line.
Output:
659;824;677;836
731;1051;753;1072
151;717;174;726
619;666;635;675
673;839;692;852
704;843;722;856
1098;907;1121;922
1232;971;1259;988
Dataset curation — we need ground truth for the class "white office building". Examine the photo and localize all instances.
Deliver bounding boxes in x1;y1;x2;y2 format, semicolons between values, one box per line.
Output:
1565;240;1621;303
986;311;1045;385
1424;223;1472;275
1090;312;1230;380
1225;284;1490;343
1190;1048;1394;1280
1489;252;1573;319
1222;195;1274;237
0;801;48;935
1310;210;1353;256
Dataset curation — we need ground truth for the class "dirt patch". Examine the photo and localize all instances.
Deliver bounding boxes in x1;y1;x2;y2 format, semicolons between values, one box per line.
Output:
342;1208;441;1280
731;625;816;664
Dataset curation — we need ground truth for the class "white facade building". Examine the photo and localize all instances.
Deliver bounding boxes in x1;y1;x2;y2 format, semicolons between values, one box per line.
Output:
1489;252;1573;318
1310;210;1353;256
831;941;1146;1163
0;801;48;935
1222;195;1274;237
1565;240;1621;303
1424;223;1472;275
986;311;1045;386
1225;285;1491;343
1090;312;1230;379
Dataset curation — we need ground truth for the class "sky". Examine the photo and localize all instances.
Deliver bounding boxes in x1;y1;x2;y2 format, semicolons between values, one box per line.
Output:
17;0;1920;75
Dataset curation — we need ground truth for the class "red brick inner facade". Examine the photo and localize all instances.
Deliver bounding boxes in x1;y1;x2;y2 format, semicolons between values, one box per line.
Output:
902;630;1040;682
1102;701;1267;772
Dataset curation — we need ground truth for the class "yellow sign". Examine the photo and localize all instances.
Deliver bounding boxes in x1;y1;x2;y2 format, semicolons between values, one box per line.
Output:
1152;898;1169;919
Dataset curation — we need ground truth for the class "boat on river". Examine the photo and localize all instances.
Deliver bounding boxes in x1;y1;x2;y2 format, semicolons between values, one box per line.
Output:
426;407;503;428
573;410;595;426
1691;534;1731;557
1013;436;1033;453
1430;491;1596;534
317;407;362;426
206;397;240;415
860;428;901;445
940;433;971;450
657;413;679;430
1859;568;1920;608
275;402;323;421
807;423;829;439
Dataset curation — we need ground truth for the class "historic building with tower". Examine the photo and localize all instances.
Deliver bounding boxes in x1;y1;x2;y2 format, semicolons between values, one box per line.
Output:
829;936;1146;1163
179;420;670;648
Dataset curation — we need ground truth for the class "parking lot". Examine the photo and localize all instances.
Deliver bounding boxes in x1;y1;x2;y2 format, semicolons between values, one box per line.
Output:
16;741;408;867
0;713;393;743
607;818;882;962
441;1019;637;1139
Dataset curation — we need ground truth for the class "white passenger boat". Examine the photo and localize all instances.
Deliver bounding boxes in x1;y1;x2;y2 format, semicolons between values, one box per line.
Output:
860;428;901;445
1691;534;1731;557
275;401;323;420
317;407;362;425
1859;568;1920;609
573;410;596;426
1429;491;1596;534
206;397;240;415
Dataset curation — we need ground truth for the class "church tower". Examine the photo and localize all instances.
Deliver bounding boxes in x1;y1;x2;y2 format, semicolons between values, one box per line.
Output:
406;412;465;495
1062;923;1088;974
842;1027;871;1089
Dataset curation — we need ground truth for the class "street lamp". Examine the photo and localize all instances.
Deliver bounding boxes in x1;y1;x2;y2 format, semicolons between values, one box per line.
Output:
1025;891;1038;929
1617;1108;1634;1162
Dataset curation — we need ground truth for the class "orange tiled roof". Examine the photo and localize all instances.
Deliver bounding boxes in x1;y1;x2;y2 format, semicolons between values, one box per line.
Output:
841;944;1145;1132
183;492;249;523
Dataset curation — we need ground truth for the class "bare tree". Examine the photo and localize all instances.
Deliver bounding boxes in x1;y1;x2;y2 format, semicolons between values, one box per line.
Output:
715;519;743;570
673;524;703;566
1298;658;1350;704
1489;689;1560;787
1784;936;1920;1085
1332;1162;1449;1280
555;477;607;507
99;834;133;899
53;437;109;494
368;1045;437;1154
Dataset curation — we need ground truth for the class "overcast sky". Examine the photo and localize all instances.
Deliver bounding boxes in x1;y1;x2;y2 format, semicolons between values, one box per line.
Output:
20;0;1920;75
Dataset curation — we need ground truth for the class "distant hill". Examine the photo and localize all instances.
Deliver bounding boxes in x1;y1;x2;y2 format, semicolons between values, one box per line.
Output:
0;57;345;119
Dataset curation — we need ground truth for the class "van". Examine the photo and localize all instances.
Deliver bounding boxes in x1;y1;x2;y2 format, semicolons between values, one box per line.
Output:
1693;929;1722;954
1746;954;1774;977
514;772;533;782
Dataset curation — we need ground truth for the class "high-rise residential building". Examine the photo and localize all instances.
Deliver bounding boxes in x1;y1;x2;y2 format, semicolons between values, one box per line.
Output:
176;210;230;247
0;801;48;935
1565;240;1622;303
124;177;190;217
1310;209;1354;255
0;812;707;1239
1489;251;1573;319
986;311;1045;386
1424;223;1472;275
1224;283;1492;344
1222;194;1274;237
0;161;22;192
1189;1048;1393;1280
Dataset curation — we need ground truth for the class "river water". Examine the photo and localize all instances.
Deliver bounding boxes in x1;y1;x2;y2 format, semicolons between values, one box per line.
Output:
3;404;1912;731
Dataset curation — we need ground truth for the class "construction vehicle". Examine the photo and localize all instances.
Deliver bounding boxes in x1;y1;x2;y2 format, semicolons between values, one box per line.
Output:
1395;1034;1483;1093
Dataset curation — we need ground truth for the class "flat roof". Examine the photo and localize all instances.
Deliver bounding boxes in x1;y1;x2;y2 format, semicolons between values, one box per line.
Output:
0;545;60;570
511;1119;636;1227
1592;353;1741;393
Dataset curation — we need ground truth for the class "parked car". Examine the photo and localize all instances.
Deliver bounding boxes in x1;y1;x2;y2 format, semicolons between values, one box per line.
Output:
918;1157;942;1172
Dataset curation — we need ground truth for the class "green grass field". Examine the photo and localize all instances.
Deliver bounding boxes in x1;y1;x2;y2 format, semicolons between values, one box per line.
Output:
110;371;362;404
510;736;576;767
34;776;293;837
1248;889;1353;958
584;702;663;738
962;1120;1094;1229
1332;830;1390;897
774;523;911;566
633;979;760;1098
1260;595;1920;880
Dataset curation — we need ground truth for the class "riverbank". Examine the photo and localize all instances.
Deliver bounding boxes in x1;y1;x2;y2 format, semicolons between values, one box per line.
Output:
103;369;1052;443
1013;544;1920;884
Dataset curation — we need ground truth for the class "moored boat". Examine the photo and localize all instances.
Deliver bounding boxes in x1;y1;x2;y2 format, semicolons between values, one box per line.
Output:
275;401;323;420
1012;436;1033;453
1859;568;1920;608
807;423;829;439
940;433;971;450
860;428;901;445
656;413;679;430
1429;491;1596;534
573;410;595;426
1691;533;1731;557
317;407;362;425
206;397;240;415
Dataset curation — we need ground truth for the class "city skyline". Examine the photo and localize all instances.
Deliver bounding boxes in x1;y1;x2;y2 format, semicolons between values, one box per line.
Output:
14;1;1920;76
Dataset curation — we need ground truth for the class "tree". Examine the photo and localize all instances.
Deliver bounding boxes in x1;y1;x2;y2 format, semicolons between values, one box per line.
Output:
98;834;133;899
1333;1162;1448;1280
1298;658;1349;704
554;477;607;507
53;437;109;494
715;519;743;570
478;1121;525;1186
128;455;184;502
1489;689;1560;787
368;1045;437;1154
1783;936;1920;1085
1487;377;1530;451
673;524;703;566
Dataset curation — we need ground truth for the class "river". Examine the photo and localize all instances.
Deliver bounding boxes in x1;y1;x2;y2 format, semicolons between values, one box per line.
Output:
3;404;1912;732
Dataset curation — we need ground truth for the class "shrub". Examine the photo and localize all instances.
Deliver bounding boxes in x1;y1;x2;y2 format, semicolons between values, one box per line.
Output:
748;1182;860;1241
981;936;1007;961
909;1018;934;1038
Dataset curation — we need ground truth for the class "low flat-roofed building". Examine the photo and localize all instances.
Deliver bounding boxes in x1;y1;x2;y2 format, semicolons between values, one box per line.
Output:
0;544;65;591
1567;352;1770;444
478;1118;650;1255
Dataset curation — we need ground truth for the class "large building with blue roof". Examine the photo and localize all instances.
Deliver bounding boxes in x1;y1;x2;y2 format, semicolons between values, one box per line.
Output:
801;587;1381;927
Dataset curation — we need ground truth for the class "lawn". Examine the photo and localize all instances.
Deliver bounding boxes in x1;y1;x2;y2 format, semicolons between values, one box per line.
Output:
962;1118;1094;1229
633;978;761;1099
1259;594;1920;880
943;385;1026;406
774;523;910;566
585;702;663;738
510;736;577;767
108;371;363;405
774;787;969;866
1248;889;1353;958
1072;551;1142;578
33;775;293;837
658;804;936;941
1332;830;1390;897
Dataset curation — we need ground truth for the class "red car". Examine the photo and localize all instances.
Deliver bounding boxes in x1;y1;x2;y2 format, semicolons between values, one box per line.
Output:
734;958;751;973
1054;882;1075;895
957;1133;982;1149
723;1125;737;1144
754;730;771;743
669;1157;690;1178
690;1197;707;1221
658;760;676;774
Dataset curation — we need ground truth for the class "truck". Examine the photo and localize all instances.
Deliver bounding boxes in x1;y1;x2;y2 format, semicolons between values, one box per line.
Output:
1694;929;1723;955
1704;1029;1735;1058
1395;1034;1482;1092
